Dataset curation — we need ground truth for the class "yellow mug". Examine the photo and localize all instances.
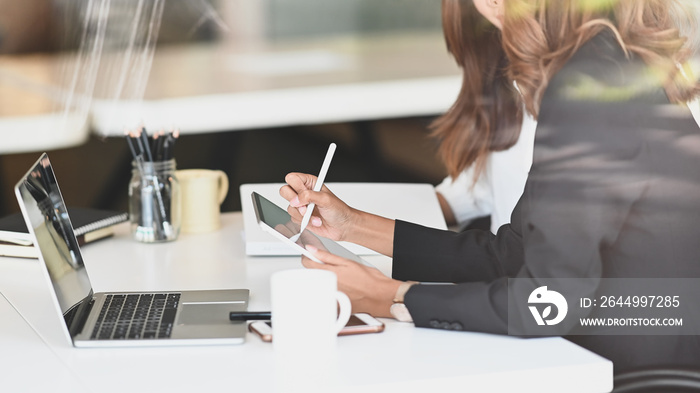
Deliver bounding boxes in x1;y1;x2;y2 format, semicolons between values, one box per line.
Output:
175;169;229;233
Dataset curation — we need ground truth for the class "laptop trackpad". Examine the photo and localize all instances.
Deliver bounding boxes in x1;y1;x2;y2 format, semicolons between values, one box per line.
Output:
177;304;234;325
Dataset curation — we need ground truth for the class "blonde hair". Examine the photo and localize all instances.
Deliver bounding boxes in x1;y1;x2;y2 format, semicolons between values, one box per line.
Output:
502;0;700;117
433;0;700;179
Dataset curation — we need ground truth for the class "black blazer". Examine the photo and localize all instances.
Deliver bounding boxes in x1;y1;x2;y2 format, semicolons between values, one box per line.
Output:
392;31;700;372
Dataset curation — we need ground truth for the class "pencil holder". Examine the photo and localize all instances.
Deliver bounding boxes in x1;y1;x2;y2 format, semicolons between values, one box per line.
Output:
128;159;181;243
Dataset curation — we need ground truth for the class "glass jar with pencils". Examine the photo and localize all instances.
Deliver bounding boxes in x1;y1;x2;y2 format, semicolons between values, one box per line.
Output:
128;159;181;242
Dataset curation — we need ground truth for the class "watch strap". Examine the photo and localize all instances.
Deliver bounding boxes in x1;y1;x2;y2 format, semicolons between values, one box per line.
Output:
392;281;418;303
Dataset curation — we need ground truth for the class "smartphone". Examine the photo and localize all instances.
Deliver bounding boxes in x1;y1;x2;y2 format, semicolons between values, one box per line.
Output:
248;313;385;342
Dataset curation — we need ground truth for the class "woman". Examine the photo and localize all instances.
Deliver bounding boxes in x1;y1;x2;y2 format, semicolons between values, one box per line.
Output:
431;0;535;232
282;0;700;372
432;2;536;233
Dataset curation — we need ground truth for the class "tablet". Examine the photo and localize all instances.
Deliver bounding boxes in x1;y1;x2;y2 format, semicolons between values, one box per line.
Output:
250;192;375;267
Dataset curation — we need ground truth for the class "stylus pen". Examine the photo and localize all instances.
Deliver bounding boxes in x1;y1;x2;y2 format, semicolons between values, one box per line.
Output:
298;143;337;234
229;311;271;321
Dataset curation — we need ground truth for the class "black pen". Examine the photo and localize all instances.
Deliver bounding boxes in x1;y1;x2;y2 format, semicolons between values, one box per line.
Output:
138;126;153;162
229;311;271;321
163;128;179;160
125;129;139;159
151;131;160;161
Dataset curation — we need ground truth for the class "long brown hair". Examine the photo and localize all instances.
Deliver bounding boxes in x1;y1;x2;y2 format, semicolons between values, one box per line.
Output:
431;0;522;179
433;0;700;179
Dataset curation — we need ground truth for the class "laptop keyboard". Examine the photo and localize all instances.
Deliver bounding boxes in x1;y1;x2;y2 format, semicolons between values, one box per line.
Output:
90;293;180;340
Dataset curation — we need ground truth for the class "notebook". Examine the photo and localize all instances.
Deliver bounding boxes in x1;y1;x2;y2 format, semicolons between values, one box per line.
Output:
0;207;128;259
14;153;249;347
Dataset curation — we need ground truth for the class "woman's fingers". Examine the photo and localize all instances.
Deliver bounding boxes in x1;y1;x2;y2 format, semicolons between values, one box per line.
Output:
284;173;316;195
281;173;324;221
301;255;331;270
282;173;332;207
279;184;298;204
280;173;313;207
304;245;352;267
286;204;303;222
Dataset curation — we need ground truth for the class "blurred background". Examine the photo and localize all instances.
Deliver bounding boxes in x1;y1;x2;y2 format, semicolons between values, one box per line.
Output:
0;0;455;216
1;0;698;218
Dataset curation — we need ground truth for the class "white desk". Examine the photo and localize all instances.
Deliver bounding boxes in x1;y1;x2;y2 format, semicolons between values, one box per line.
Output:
0;53;91;153
90;32;462;136
0;31;460;152
0;212;612;392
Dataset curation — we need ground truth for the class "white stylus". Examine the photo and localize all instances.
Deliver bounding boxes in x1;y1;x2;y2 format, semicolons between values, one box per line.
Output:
294;143;336;239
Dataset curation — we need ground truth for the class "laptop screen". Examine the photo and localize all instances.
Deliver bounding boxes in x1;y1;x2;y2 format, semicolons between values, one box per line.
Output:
14;153;92;316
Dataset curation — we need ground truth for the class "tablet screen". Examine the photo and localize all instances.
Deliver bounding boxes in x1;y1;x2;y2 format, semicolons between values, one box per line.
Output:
252;191;302;240
251;192;372;266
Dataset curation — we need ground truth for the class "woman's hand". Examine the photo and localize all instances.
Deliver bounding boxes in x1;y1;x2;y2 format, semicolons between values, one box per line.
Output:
301;245;402;318
280;172;358;242
281;172;397;256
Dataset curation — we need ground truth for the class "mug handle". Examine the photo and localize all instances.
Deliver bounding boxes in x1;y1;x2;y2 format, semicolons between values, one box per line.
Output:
334;291;352;334
214;170;229;204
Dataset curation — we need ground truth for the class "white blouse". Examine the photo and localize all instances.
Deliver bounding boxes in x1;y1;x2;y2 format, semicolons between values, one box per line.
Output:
435;112;537;234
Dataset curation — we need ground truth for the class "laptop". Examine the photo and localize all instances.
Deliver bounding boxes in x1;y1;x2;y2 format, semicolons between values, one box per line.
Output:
14;153;249;347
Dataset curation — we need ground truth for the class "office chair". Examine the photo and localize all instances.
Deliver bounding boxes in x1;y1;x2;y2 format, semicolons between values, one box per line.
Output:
612;367;700;393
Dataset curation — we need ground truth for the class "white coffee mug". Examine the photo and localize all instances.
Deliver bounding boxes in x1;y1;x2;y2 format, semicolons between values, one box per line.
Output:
270;269;351;353
175;169;229;233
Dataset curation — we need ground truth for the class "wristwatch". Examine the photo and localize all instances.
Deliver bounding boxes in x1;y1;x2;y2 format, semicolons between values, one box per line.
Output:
390;281;418;322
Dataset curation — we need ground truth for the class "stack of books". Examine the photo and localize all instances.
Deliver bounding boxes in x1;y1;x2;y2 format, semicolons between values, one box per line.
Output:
0;207;128;259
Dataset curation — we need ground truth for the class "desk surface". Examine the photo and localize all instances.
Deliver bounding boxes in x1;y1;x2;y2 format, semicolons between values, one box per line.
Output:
0;212;612;392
